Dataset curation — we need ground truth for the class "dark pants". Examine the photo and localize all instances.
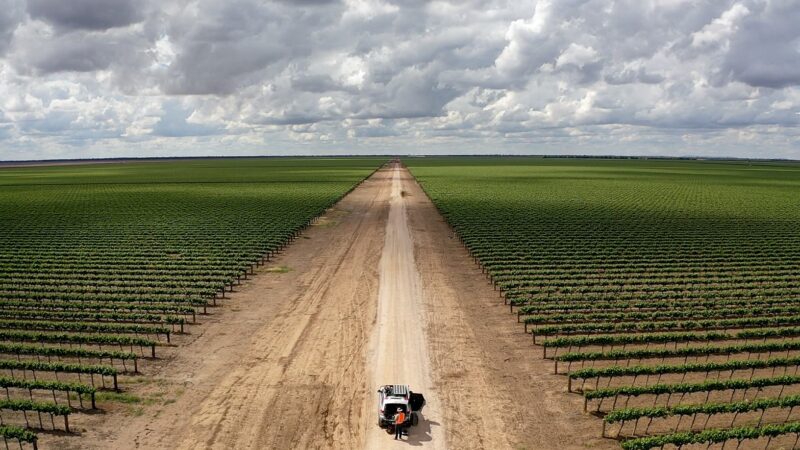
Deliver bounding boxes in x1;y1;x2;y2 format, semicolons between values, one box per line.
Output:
395;424;403;439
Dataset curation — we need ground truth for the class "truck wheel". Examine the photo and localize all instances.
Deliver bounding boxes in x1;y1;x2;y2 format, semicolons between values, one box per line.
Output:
411;412;419;426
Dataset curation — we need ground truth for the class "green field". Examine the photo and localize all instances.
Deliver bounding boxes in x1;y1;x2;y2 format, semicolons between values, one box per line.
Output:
0;157;383;444
406;157;800;449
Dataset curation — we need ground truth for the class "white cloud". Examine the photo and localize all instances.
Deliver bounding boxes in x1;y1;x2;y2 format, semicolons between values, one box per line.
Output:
556;44;599;69
691;3;749;49
0;0;798;160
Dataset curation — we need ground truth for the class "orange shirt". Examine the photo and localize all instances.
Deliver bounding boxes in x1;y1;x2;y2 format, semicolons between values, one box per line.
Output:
395;412;406;424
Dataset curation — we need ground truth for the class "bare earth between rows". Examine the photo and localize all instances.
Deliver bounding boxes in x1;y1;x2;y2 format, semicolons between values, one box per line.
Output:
42;165;608;450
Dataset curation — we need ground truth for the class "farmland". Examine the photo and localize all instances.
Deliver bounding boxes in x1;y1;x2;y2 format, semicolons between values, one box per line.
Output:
0;157;383;448
1;155;799;449
407;157;800;450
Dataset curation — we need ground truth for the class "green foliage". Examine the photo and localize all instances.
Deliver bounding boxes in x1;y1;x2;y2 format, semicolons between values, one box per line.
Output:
605;394;800;424
556;340;800;362
0;299;195;315
0;308;182;325
407;157;800;448
0;319;170;336
95;391;141;403
0;158;383;445
0;399;71;417
0;158;383;405
0;158;382;326
570;355;800;380
0;330;155;348
584;374;800;400
0;375;95;395
535;315;800;336
0;342;136;361
0;358;117;376
408;158;800;311
621;422;800;450
0;425;37;444
544;326;800;348
523;304;800;325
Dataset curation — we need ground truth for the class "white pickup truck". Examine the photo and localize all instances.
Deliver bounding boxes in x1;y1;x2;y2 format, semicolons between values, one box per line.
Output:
376;384;426;428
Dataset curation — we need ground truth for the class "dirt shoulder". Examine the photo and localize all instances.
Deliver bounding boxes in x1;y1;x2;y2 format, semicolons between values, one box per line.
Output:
402;166;616;450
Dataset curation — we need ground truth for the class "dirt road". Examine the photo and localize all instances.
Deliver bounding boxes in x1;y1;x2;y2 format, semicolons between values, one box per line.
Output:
52;162;612;450
364;166;447;449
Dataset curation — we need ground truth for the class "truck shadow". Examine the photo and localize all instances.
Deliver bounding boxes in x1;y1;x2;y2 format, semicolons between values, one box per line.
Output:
404;413;440;446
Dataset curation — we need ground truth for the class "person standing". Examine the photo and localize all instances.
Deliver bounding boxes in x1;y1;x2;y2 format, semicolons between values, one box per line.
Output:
393;407;406;440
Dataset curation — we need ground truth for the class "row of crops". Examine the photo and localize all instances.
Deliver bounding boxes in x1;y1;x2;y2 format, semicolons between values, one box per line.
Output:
0;158;383;446
407;157;800;450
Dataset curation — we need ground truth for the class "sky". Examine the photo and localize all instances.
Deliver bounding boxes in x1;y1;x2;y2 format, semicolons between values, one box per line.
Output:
0;0;799;161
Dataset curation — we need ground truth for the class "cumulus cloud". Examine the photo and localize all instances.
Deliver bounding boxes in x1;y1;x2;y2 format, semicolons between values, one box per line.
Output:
18;32;130;74
0;0;798;160
720;1;800;88
152;101;222;137
0;1;24;56
27;0;145;31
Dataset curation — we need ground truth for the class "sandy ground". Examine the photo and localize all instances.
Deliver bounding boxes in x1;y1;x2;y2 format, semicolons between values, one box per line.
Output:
39;163;615;450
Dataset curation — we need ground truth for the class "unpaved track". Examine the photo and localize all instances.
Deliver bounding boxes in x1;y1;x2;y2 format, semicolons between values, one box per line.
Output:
364;166;447;449
51;162;613;450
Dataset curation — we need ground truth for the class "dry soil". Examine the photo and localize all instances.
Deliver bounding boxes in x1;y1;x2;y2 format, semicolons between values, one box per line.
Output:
41;163;614;450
